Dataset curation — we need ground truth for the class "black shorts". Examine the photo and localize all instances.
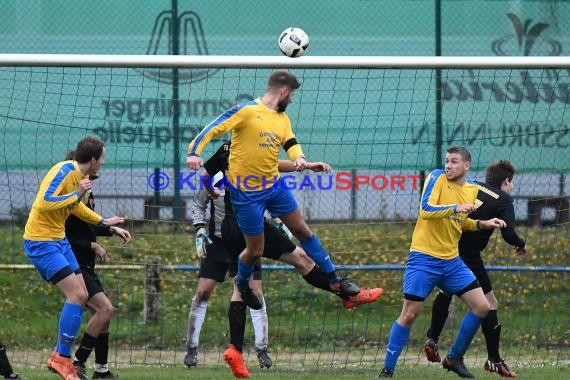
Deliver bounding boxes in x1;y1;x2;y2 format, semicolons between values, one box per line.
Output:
80;266;105;299
221;218;296;261
461;256;493;295
199;236;262;282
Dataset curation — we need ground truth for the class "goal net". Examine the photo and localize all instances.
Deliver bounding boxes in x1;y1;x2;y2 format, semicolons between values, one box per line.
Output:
0;55;568;370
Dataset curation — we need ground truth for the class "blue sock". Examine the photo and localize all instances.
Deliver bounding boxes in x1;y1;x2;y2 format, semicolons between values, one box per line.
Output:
56;302;83;356
300;235;336;276
236;258;255;291
384;321;411;372
448;310;483;359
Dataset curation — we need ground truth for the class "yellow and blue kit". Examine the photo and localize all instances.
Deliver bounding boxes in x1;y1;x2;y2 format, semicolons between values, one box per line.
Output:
410;169;479;260
187;98;305;191
24;161;103;241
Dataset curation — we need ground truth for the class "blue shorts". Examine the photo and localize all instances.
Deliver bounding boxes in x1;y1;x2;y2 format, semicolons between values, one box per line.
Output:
24;238;79;283
229;178;297;235
402;251;477;301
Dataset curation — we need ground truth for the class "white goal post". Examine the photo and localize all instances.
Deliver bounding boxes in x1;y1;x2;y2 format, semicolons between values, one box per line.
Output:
1;54;570;68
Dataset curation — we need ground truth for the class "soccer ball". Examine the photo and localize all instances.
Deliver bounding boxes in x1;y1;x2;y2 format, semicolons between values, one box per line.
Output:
278;27;310;58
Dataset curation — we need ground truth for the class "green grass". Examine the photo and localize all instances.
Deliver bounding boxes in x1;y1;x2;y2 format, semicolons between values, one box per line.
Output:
1;222;569;370
12;363;570;379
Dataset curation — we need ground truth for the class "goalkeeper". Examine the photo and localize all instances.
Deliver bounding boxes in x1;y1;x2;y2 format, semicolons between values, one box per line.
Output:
424;160;525;378
184;172;272;370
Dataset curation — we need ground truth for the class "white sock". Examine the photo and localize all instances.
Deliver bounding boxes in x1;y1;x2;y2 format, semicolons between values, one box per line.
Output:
249;298;268;350
186;297;208;348
94;363;108;373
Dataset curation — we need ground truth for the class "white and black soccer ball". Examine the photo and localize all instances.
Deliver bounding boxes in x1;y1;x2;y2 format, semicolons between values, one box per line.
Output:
278;27;310;58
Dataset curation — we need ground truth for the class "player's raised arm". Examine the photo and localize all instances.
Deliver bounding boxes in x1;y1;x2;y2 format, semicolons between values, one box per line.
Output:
187;104;245;170
34;165;88;212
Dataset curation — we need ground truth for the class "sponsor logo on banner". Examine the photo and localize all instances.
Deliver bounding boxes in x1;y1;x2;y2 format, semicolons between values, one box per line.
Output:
492;13;562;56
134;10;219;84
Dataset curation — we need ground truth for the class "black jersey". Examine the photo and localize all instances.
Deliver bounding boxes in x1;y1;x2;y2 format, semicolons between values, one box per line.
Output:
65;191;113;269
459;181;525;258
203;141;296;259
203;141;235;219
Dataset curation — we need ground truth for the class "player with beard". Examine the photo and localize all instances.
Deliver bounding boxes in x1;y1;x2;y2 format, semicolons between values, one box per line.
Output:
186;71;369;310
193;141;382;378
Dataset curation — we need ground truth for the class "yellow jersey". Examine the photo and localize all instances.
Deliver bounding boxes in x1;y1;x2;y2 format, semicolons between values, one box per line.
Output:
187;98;304;190
410;169;479;260
24;161;103;241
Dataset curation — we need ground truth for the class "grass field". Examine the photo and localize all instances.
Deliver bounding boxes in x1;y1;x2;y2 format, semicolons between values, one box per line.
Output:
11;362;570;379
1;221;569;376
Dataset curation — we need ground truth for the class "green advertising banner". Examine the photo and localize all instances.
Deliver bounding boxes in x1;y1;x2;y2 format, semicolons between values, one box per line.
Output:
0;0;568;173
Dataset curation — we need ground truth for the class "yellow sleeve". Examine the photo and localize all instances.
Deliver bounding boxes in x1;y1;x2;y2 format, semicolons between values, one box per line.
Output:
419;170;457;220
71;202;104;225
35;164;81;211
187;104;244;156
462;218;478;232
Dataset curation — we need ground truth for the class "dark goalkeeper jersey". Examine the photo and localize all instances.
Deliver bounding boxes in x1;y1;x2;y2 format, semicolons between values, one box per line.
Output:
459;181;525;259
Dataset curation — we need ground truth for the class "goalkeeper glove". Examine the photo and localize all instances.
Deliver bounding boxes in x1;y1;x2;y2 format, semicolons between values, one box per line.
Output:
270;217;293;240
195;227;213;260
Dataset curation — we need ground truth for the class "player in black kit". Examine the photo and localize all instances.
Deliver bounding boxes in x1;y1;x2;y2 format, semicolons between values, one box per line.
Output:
424;160;526;378
63;151;132;380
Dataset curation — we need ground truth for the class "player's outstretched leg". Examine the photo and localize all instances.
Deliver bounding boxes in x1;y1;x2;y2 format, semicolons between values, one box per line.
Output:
277;244;383;310
342;287;384;310
284;251;383;309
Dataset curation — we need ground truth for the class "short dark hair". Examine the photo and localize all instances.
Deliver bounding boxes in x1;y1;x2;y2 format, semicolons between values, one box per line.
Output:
74;136;105;164
65;150;75;161
485;160;516;187
446;146;471;162
267;71;301;90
